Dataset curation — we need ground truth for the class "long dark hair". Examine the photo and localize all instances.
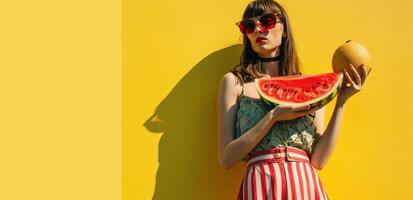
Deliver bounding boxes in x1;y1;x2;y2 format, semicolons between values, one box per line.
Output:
231;0;303;85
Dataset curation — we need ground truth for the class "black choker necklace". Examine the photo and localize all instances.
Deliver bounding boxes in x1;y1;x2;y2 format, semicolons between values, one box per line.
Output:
259;55;281;62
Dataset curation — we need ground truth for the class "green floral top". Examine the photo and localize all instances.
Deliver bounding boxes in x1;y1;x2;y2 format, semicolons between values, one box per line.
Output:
235;94;321;161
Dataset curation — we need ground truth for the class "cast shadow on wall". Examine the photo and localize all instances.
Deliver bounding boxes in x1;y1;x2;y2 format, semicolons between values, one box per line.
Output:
144;44;247;200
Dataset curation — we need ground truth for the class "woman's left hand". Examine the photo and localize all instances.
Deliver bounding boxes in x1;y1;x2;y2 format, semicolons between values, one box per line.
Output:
337;63;372;103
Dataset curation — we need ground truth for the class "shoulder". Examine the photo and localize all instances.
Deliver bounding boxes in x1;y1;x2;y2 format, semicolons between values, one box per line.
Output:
218;72;243;102
219;72;242;91
221;71;238;82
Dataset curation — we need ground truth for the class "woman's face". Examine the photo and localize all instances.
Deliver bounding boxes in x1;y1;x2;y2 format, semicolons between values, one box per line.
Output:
246;17;285;57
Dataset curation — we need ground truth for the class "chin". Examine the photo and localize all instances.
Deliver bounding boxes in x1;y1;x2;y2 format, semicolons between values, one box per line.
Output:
254;45;271;51
254;47;275;55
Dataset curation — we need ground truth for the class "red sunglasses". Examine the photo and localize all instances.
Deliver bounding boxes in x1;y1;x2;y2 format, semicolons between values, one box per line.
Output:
235;13;282;34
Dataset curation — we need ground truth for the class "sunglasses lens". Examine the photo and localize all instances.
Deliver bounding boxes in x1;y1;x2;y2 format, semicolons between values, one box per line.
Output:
237;13;278;34
260;13;276;29
240;19;255;34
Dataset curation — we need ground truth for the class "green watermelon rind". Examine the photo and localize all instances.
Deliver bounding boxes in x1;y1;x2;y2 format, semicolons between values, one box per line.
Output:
255;73;344;109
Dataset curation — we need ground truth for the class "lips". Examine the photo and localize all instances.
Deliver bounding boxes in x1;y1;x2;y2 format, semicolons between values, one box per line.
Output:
256;37;267;43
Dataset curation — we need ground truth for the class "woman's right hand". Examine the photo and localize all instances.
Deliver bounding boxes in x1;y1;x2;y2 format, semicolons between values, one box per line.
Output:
270;104;317;121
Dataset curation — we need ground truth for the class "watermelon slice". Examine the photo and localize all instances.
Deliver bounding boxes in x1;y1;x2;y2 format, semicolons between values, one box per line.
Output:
255;72;343;108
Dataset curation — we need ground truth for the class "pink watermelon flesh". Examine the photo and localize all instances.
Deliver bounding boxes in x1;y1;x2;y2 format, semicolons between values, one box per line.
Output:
255;72;343;107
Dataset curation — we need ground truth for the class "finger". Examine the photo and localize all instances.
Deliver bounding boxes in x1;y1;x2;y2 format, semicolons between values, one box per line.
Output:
295;107;317;116
297;104;310;111
343;69;357;88
292;108;308;115
293;104;310;112
360;64;367;84
350;64;362;86
294;111;310;118
309;106;319;113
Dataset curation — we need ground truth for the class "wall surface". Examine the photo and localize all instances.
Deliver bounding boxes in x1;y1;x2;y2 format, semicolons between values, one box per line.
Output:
1;0;411;199
0;1;121;199
125;0;412;199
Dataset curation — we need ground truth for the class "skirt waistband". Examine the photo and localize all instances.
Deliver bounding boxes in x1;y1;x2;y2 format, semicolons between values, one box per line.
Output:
246;146;311;168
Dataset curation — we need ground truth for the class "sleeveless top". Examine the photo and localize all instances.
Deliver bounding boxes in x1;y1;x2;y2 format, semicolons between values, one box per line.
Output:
235;82;321;161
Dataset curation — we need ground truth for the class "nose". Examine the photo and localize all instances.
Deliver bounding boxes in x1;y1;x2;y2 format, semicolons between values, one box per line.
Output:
254;22;268;34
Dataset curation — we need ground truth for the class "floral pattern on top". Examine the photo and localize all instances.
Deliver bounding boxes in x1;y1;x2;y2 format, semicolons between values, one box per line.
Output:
235;96;321;161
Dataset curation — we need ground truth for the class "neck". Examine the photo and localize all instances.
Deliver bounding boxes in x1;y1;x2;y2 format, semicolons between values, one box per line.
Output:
259;52;280;77
261;61;279;77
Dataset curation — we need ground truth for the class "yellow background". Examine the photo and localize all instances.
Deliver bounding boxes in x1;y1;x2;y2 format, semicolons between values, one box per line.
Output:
0;0;411;199
125;0;412;199
0;0;121;200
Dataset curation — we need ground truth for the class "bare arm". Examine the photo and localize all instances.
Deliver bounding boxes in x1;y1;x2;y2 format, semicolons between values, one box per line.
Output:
310;96;345;170
216;73;279;169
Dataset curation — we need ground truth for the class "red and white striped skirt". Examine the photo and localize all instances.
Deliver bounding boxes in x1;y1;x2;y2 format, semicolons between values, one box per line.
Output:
237;146;329;200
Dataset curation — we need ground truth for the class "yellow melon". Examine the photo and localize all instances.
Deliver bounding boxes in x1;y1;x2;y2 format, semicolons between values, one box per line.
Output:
332;40;372;84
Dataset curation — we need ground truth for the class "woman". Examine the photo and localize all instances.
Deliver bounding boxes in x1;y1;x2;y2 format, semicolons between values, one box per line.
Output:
216;0;371;199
